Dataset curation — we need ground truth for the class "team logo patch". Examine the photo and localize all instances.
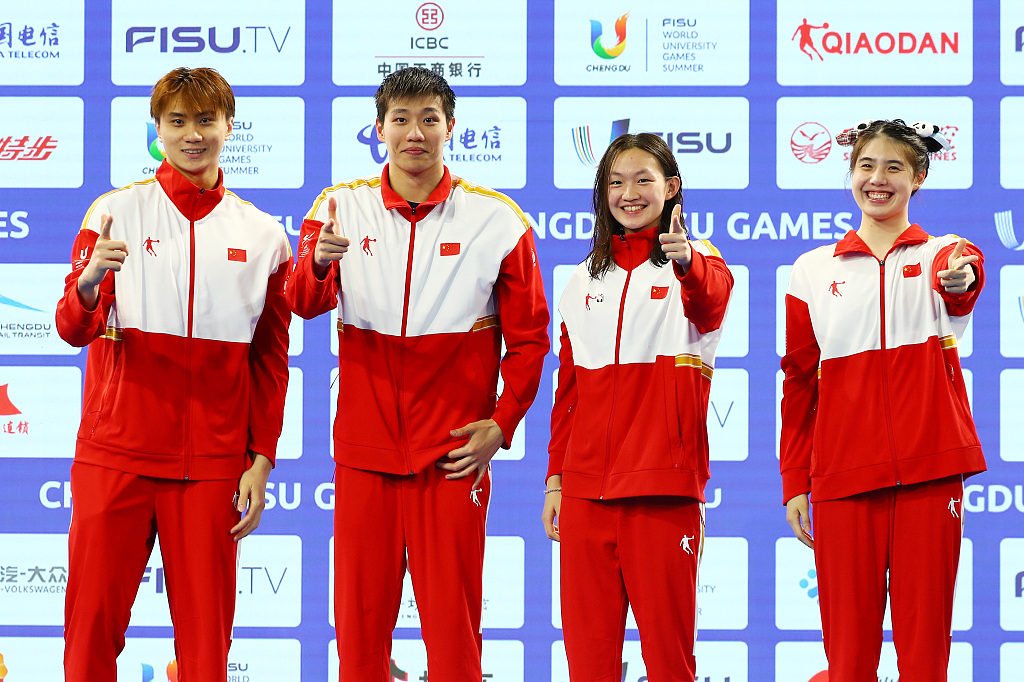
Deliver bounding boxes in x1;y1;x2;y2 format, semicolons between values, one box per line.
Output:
440;242;460;256
829;280;844;297
144;237;160;257
651;285;668;299
903;263;922;278
227;248;247;262
585;293;604;310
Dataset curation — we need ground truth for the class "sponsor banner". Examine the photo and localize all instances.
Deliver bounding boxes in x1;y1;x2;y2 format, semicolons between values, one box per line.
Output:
1002;0;1024;85
331;96;526;190
0;0;83;85
552;640;747;682
553;0;749;86
1001;266;1024;357
329;536;524;628
0;210;29;240
1002;370;1024;463
775;537;973;630
277;367;302;460
1001;538;1024;630
775;641;972;681
130;534;301;627
0;367;80;458
332;0;526;86
708;369;748;462
776;0;972;86
111;0;305;85
110;96;304;189
0;97;82;188
118;638;301;681
0;637;65;680
551;537;747;630
0;534;68;626
1001;99;1024;188
0;263;80;355
1003;643;1024;679
328;639;523;682
777;97;972;190
554;97;749;190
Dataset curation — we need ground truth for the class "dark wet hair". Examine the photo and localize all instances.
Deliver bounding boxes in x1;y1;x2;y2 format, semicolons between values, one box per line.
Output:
587;133;683;279
848;119;930;195
375;66;456;124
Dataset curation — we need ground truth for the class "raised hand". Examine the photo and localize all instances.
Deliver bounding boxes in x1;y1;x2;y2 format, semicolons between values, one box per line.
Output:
314;196;350;269
78;214;128;310
658;204;692;272
937;237;979;294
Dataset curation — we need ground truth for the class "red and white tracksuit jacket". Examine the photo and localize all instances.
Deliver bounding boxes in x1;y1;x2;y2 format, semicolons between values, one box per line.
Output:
287;164;550;474
55;160;292;478
780;225;986;504
547;228;733;501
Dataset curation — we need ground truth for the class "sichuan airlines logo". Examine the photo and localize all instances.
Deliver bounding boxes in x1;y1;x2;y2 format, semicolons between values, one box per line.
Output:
791;19;960;58
590;13;628;59
790;122;832;163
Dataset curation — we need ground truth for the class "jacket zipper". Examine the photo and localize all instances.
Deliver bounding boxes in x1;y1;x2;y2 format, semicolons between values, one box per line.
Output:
600;235;631;499
398;207;418;474
878;258;902;486
183;189;202;480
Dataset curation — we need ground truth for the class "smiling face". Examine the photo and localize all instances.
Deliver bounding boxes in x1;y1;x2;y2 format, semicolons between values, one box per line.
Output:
154;99;232;189
606;147;681;234
851;136;925;228
375;95;453;179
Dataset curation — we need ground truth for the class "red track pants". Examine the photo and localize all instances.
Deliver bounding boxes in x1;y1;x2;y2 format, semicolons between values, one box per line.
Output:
333;463;491;682
814;475;965;682
64;461;241;682
559;495;704;682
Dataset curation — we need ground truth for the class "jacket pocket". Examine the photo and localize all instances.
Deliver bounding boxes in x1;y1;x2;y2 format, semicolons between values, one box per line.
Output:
664;361;685;467
82;339;125;440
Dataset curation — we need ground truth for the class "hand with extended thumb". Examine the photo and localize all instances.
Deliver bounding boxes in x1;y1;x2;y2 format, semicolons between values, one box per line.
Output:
314;196;350;270
659;204;692;272
77;214;128;309
937;237;979;294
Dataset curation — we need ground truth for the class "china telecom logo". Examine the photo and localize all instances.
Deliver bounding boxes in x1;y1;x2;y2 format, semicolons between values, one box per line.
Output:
590;13;628;59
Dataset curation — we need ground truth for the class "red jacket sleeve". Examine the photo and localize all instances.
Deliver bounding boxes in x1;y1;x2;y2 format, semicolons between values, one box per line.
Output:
247;260;292;465
285;218;339;319
780;293;819;505
547;322;577;482
931;240;985;316
674;249;734;334
491;229;551;447
55;229;115;347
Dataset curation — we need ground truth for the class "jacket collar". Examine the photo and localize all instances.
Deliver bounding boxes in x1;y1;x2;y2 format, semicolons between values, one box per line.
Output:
611;227;659;271
833;224;929;258
156;160;225;222
380;163;452;221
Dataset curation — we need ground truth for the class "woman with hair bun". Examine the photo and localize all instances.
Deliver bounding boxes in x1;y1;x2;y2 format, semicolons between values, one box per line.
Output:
543;132;733;681
780;119;986;681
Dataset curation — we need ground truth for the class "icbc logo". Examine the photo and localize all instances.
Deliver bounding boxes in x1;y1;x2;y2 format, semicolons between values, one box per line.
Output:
416;3;444;31
790;122;831;164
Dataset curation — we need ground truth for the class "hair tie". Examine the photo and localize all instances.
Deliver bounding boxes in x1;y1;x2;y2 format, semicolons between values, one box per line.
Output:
836;119;875;147
909;121;952;153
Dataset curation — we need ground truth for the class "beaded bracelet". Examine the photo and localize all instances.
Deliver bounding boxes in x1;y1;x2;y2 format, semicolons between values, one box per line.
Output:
544;487;561;495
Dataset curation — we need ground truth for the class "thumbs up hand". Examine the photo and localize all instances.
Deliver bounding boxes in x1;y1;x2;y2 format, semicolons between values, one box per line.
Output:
659;204;692;272
77;215;128;308
937;237;979;294
314;197;350;269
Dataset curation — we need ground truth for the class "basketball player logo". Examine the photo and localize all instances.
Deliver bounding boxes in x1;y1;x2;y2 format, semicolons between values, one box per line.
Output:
144;237;160;257
361;236;377;256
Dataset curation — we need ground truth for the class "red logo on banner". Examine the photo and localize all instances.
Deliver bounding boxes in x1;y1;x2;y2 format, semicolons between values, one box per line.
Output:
227;248;247;262
440;242;460;256
0;385;21;416
0;135;58;161
791;122;832;163
416;3;444;30
651;286;668;299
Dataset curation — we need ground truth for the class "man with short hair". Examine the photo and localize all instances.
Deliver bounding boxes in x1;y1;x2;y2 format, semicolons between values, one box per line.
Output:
288;67;549;681
56;67;291;682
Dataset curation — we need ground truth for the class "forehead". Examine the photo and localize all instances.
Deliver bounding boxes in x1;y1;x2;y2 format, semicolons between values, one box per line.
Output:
858;136;909;162
156;96;226;120
383;94;445;117
610;148;664;174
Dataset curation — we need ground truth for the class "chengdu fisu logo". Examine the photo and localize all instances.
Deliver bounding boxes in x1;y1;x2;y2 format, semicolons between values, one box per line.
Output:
146;122;166;162
590;13;629;59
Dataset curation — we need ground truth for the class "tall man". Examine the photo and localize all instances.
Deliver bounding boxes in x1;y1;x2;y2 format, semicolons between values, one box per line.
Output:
56;67;292;682
288;67;549;680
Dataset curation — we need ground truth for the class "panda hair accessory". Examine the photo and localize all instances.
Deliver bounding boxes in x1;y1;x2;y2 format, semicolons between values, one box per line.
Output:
834;118;951;153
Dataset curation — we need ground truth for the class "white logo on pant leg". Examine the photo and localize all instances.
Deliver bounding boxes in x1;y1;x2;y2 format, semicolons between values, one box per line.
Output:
470;487;482;507
948;497;961;518
680;535;694;554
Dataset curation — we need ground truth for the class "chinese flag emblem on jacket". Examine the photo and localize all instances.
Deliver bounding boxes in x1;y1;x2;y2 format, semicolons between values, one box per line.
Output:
903;263;922;278
651;286;668;299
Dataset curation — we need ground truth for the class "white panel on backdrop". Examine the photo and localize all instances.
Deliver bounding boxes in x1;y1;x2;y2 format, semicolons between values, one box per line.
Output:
118;638;301;681
551;640;747;682
328;639;524;682
110;0;305;85
1002;0;1024;85
553;98;749;190
551;537;748;630
289;313;303;356
0;366;79;457
1001;98;1024;188
0;534;67;626
0;97;82;188
775;641;972;681
776;0;973;85
718;264;749;357
1001;538;1024;630
1001;265;1024;357
332;0;526;86
1001;370;1024;462
776;97;973;190
109;97;305;189
1003;643;1024;680
553;0;749;86
130;535;301;627
0;263;80;355
331;97;527;190
277;367;303;460
0;1;83;85
0;637;65;679
708;369;748;462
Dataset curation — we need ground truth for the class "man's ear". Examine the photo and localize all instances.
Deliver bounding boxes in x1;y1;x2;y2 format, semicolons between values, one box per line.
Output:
376;119;386;142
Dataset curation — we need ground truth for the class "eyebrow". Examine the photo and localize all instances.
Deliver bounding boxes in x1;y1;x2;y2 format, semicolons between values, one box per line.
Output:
609;167;659;176
859;156;905;165
167;110;216;118
390;107;441;115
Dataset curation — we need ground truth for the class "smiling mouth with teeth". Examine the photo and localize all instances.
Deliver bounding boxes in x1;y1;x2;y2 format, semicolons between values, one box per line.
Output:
866;192;892;200
621;205;647;212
